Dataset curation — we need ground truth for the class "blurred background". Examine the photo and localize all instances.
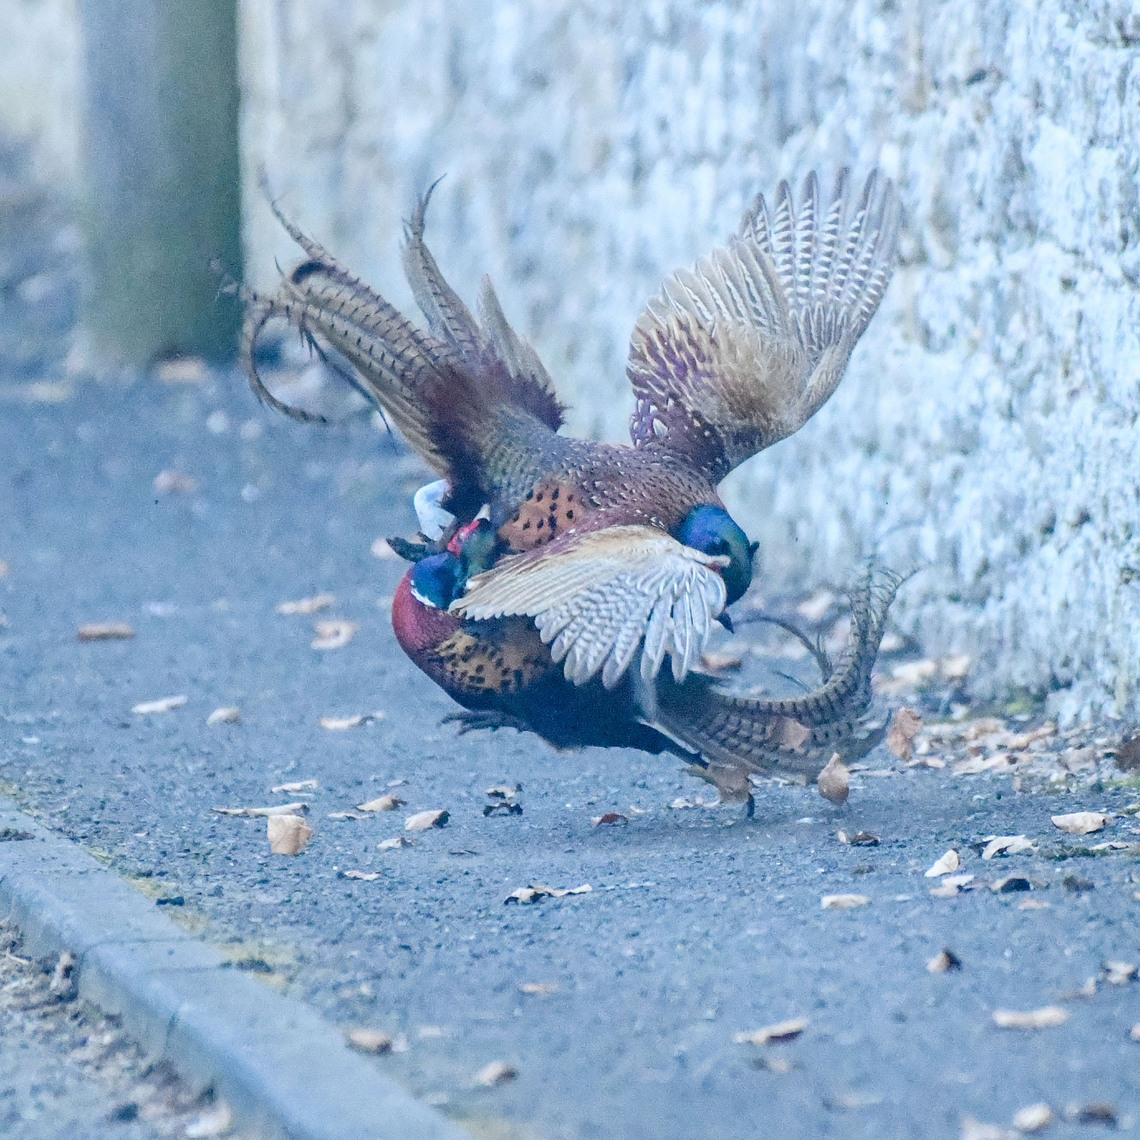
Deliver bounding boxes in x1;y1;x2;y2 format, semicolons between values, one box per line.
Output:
3;0;1140;722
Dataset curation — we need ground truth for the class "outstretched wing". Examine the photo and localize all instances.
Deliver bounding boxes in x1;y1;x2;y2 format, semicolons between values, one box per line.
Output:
626;170;899;482
451;525;728;688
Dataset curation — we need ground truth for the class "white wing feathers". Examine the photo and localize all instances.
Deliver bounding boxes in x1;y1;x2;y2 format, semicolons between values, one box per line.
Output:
450;525;729;688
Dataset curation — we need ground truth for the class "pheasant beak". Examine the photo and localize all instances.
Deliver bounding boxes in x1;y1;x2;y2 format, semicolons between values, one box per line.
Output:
717;612;734;633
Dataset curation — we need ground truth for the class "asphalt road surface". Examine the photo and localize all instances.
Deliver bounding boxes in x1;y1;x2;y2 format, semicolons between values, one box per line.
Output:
2;372;1139;1140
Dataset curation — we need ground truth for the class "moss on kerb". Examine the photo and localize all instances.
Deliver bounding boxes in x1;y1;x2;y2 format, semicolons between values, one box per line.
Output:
79;0;241;363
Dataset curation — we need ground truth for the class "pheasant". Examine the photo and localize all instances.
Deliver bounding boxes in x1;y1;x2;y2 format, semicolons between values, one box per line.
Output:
242;170;901;805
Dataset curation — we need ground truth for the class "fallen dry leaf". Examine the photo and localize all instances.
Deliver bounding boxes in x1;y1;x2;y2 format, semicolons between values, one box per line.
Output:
476;1061;517;1087
1051;812;1110;835
733;1017;808;1046
277;593;335;616
927;949;962;974
358;794;405;812
131;694;187;715
377;836;413;850
1102;961;1137;986
925;849;961;877
153;469;197;495
518;982;559;995
340;870;383;881
76;622;135;641
370;537;400;560
271;779;317;793
992;1006;1068;1030
346;1028;392;1054
1011;1103;1053;1133
821;894;870;910
184;1101;233;1139
213;802;308;817
405;809;448;831
700;649;744;671
206;706;241;726
593;812;629;826
505;883;592;904
267;814;313;855
887;707;923;762
312;619;359;650
981;835;1035;860
817;753;850;805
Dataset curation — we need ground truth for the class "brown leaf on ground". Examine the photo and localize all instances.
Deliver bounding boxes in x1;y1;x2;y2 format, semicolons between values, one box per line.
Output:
981;835;1035;860
311;620;359;650
817;754;850;804
77;622;135;641
700;649;744;671
339;870;382;881
152;469;197;495
887;707;923;761
277;593;335;616
518;982;559;995
733;1017;809;1046
346;1028;392;1054
267;814;313;855
404;809;448;831
206;706;241;726
927;949;962;974
773;716;811;751
593;812;629;826
131;695;187;715
847;831;881;846
1011;1103;1054;1133
925;850;961;877
377;836;413;851
213;802;308;817
476;1061;517;1086
358;795;405;812
1102;961;1137;986
1051;811;1110;835
271;779;317;793
821;894;870;910
992;1006;1068;1030
505;883;592;904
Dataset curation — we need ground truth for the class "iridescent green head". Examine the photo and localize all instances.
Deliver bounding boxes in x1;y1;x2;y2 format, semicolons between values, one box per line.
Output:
677;505;756;605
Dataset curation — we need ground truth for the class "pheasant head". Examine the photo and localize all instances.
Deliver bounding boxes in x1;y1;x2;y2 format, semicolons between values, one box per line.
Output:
676;505;756;605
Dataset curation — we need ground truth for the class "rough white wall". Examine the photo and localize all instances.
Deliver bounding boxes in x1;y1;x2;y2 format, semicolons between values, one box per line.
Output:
0;0;81;180
241;0;1140;721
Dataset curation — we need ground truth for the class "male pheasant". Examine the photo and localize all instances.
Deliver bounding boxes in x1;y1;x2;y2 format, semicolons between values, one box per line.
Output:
242;170;901;805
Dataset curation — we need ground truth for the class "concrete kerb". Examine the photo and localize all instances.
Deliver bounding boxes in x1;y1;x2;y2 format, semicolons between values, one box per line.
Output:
0;798;470;1140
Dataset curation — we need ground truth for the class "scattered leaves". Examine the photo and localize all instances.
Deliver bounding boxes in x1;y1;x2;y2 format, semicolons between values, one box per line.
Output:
76;622;135;641
518;982;559;996
817;753;850;805
267;814;313;855
1051;812;1109;835
131;695;187;715
981;835;1034;860
357;795;405;812
271;779;317;793
821;894;870;910
339;870;382;881
992;1006;1068;1030
476;1061;517;1087
312;619;358;650
1011;1103;1053;1133
927;949;962;974
346;1028;392;1054
405;809;448;831
213;803;308;817
377;836;413;851
206;706;241;726
733;1018;808;1046
887;707;923;762
925;849;961;877
505;883;592;904
277;593;335;616
593;812;628;826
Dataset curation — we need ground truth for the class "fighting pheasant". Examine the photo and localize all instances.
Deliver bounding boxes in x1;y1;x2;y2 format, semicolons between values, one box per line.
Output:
242;170;901;805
